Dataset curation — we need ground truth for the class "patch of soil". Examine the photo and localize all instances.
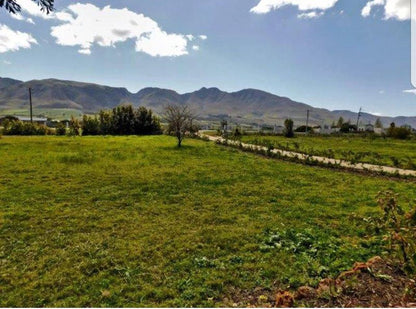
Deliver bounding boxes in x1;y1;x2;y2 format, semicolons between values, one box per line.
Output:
224;257;416;307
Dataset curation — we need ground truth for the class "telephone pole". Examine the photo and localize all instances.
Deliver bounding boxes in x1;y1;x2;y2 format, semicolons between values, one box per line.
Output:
356;107;362;131
306;109;310;134
29;87;33;123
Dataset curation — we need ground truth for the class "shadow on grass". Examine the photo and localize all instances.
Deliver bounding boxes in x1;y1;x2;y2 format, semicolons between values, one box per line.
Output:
159;145;197;151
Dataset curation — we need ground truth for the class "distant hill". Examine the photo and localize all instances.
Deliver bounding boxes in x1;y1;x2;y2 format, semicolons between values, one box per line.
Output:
0;78;131;111
0;77;23;90
0;77;415;127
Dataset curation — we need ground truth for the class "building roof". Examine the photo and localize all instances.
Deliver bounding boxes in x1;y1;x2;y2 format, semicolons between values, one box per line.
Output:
0;115;47;122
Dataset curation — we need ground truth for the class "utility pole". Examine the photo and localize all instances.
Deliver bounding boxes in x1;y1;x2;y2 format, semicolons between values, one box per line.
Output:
29;87;33;123
356;107;362;131
306;109;310;134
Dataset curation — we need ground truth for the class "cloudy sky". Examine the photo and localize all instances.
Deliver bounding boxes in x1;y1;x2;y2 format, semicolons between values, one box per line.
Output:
0;0;415;116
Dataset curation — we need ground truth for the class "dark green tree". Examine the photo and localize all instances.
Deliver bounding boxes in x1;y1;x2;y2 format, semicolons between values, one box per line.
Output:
82;115;100;135
284;118;294;138
112;105;135;135
85;106;161;136
134;107;161;135
99;110;114;135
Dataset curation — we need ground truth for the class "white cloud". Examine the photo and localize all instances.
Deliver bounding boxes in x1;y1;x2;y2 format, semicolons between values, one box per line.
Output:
199;35;208;40
49;3;204;57
361;0;384;17
78;48;91;55
384;0;409;20
361;0;410;20
10;10;36;24
192;45;200;51
0;24;38;53
403;89;416;94
3;60;12;65
297;11;324;19
250;0;338;14
135;31;189;57
370;111;383;116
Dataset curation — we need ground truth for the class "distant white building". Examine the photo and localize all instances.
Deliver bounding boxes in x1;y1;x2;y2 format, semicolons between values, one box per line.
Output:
331;127;340;133
374;127;385;135
365;124;374;132
274;125;284;134
313;125;321;134
0;115;47;126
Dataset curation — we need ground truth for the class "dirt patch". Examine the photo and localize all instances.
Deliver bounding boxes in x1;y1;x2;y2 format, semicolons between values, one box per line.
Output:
224;257;416;307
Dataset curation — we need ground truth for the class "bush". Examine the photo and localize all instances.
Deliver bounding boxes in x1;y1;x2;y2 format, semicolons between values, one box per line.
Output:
231;127;242;141
388;127;411;140
55;122;67;136
340;123;357;133
295;125;314;133
3;120;53;136
68;117;81;136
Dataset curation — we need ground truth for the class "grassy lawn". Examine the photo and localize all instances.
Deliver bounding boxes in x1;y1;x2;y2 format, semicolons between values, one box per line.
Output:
1;135;415;307
241;135;416;170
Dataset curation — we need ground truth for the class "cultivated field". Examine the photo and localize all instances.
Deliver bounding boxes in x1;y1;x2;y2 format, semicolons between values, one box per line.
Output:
1;136;415;307
241;135;416;170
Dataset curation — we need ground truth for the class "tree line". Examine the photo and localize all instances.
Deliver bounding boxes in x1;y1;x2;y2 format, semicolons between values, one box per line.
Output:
1;105;162;136
1;104;197;147
78;105;161;136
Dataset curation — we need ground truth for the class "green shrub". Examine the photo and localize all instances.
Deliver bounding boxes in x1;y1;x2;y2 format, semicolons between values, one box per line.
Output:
55;122;67;136
387;123;412;140
3;120;53;136
231;127;242;141
68;116;81;136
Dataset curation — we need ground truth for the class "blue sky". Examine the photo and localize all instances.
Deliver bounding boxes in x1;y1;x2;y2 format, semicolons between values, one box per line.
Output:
0;0;415;116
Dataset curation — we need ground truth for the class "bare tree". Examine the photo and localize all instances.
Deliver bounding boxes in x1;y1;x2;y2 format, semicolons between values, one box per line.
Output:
163;104;196;147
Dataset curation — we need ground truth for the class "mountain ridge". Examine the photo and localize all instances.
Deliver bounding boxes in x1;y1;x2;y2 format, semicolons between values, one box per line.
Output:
0;77;415;127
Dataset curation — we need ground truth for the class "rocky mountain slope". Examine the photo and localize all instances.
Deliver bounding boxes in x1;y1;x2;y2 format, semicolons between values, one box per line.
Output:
1;77;414;126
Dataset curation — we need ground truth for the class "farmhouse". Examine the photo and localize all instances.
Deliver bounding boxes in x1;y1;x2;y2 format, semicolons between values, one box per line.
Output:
273;125;284;134
0;115;48;126
365;123;375;132
374;127;385;135
313;125;322;134
358;123;375;132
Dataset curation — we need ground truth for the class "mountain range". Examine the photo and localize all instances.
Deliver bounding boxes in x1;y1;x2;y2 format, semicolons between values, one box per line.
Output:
0;77;415;127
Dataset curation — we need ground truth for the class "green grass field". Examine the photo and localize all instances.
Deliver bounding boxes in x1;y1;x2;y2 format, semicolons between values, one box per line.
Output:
241;135;416;170
0;108;83;120
1;135;415;307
